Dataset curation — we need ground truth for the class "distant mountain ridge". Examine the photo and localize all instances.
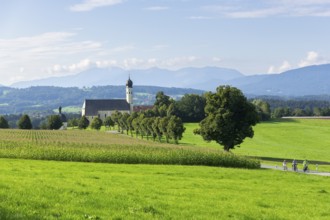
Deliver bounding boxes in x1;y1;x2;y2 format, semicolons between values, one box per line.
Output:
11;66;243;90
9;64;330;96
229;64;330;96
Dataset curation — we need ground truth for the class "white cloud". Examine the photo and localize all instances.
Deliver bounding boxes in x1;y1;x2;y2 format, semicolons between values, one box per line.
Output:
203;0;330;18
226;8;285;18
267;65;276;74
47;56;205;74
187;16;212;20
268;51;329;73
96;60;118;68
0;32;103;84
111;45;136;53
267;61;291;74
70;0;124;12
144;6;169;11
212;57;222;62
151;44;168;51
160;56;199;68
298;51;327;67
279;61;292;72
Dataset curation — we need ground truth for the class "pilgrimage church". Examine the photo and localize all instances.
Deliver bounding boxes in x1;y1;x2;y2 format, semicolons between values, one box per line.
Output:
81;77;133;122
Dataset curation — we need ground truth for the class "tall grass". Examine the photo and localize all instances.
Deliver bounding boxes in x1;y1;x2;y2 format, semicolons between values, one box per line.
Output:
0;129;260;169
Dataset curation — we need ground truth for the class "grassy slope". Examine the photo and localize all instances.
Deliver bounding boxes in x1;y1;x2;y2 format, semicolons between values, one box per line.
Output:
1;158;329;220
182;119;330;163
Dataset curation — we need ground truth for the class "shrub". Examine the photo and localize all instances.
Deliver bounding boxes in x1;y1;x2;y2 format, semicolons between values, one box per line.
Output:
47;115;63;130
78;116;89;129
90;117;103;130
0;116;9;129
18;114;32;129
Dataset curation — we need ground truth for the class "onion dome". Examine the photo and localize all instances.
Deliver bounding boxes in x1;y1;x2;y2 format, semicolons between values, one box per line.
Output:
126;77;133;88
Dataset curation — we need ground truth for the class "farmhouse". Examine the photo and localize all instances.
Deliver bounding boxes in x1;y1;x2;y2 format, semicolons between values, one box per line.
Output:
82;77;133;121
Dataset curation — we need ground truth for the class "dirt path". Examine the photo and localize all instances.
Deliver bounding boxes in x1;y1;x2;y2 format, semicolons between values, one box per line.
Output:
261;164;330;176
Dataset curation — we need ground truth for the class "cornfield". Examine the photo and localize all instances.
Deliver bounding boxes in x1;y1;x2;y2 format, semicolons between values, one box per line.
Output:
0;129;260;168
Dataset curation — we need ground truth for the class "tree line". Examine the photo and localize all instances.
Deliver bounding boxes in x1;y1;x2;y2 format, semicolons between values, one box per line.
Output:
3;90;330;132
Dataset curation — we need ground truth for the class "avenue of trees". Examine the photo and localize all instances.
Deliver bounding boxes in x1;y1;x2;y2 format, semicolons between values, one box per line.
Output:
103;92;186;144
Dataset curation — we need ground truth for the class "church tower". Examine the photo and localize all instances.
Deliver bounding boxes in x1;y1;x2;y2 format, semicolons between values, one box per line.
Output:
126;76;133;113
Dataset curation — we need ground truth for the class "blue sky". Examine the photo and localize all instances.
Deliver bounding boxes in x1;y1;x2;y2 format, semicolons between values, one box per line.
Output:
1;0;330;85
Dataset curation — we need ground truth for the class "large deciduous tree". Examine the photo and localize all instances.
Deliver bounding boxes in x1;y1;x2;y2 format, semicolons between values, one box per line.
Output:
196;86;259;151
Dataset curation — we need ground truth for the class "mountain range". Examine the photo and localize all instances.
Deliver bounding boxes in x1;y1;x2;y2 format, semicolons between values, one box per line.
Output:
9;64;330;96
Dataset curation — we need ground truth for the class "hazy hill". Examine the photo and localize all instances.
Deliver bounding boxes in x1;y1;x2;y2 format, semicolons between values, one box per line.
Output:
8;63;330;97
11;66;243;90
229;64;330;96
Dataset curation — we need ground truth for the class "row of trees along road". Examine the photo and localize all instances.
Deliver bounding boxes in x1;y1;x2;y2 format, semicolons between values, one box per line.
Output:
107;91;185;144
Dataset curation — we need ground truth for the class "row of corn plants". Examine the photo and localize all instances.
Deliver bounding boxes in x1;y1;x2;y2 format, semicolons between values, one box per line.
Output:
0;129;260;168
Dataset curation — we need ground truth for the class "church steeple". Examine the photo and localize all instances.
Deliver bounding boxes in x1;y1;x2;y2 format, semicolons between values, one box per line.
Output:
126;76;133;113
126;75;133;88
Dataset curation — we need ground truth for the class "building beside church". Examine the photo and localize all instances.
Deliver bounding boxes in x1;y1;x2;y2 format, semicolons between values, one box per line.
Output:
81;77;133;122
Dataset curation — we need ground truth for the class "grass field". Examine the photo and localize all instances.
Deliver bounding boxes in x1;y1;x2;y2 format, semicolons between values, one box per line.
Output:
1;158;329;220
1;119;329;219
182;119;330;163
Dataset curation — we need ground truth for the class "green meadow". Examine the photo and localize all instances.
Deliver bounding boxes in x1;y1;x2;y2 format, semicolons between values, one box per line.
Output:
1;158;329;220
182;119;330;163
0;118;330;219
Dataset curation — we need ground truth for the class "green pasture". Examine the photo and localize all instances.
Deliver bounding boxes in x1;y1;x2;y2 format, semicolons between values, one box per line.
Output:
182;119;330;164
1;158;329;220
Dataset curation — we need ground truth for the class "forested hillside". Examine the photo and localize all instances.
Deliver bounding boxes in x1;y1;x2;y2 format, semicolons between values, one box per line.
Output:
0;85;204;114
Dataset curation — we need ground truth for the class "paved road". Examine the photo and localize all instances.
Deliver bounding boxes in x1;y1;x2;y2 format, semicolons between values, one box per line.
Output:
261;164;330;176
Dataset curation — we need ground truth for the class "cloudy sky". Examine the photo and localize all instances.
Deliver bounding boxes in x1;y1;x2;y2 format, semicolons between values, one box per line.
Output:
1;0;330;85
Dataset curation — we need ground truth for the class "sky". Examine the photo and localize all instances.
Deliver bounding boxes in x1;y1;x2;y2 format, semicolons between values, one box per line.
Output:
1;0;330;86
